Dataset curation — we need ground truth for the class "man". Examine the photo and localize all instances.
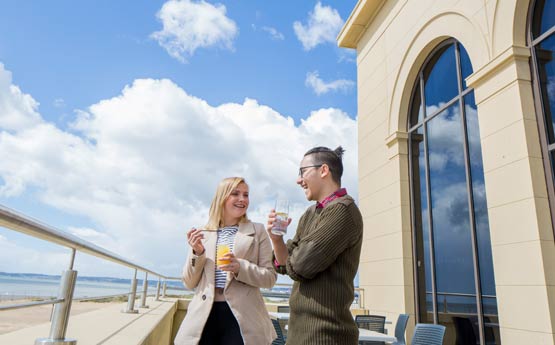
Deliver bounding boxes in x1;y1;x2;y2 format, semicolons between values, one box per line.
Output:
267;146;363;345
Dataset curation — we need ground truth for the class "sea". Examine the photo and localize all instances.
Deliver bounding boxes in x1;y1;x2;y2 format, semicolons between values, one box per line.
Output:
0;272;187;301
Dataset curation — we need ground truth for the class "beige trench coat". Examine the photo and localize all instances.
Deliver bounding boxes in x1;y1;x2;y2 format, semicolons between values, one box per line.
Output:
174;221;277;345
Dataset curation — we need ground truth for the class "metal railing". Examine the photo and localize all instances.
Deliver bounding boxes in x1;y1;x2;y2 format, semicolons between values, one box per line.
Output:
0;203;365;343
0;204;178;345
355;287;365;309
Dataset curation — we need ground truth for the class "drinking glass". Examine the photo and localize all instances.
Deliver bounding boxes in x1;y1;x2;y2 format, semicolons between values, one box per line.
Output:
272;199;289;236
217;244;231;264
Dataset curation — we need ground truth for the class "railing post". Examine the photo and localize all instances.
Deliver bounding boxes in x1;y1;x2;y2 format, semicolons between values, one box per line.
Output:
162;280;167;298
139;272;149;308
122;269;138;314
155;278;161;301
35;249;77;345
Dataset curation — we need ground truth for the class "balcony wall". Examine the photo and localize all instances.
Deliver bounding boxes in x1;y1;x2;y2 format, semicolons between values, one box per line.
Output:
0;297;371;344
0;297;178;345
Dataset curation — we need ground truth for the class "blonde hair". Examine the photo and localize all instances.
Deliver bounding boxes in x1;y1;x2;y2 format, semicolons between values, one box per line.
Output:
205;177;250;229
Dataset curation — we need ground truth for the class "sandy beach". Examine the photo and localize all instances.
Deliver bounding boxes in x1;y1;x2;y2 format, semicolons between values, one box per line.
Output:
0;299;122;335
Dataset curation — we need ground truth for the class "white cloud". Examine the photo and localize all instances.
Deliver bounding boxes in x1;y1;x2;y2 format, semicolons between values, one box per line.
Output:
0;66;358;279
53;98;66;108
261;26;284;41
68;226;120;251
338;49;357;64
293;2;344;51
151;0;238;63
421;102;482;171
0;64;42;132
305;71;354;95
0;233;71;277
548;75;555;102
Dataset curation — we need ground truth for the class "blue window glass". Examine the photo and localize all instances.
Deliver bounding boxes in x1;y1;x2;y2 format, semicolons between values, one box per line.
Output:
426;104;475;295
410;126;433;323
532;0;555;236
459;46;473;90
536;34;555;144
438;294;477;315
410;82;423;127
409;40;499;344
424;44;459;114
464;92;497;299
533;0;555;38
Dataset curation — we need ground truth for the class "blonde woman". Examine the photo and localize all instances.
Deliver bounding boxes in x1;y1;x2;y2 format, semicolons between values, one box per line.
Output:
174;177;277;345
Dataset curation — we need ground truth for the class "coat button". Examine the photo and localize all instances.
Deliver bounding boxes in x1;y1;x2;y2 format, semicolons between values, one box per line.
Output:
202;294;206;300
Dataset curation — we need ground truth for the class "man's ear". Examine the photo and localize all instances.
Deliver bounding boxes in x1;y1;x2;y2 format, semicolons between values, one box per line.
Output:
320;164;330;178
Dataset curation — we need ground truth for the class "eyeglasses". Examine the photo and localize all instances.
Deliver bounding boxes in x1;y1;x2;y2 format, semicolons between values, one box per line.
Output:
298;164;322;178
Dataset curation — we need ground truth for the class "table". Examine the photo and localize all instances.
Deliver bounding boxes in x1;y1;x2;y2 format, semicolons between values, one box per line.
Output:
270;312;392;324
358;329;397;343
268;311;392;325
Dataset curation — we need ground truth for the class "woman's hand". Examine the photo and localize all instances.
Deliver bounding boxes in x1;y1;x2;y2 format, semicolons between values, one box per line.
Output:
186;228;205;255
218;252;240;275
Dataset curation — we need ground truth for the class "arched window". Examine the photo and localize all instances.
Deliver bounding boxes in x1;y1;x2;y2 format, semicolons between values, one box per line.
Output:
408;39;499;344
530;0;555;230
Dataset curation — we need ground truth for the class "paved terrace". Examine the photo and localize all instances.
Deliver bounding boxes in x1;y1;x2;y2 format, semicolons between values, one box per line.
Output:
0;297;368;345
0;297;180;345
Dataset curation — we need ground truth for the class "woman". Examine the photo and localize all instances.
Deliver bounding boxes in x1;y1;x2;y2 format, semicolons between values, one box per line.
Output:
174;177;277;345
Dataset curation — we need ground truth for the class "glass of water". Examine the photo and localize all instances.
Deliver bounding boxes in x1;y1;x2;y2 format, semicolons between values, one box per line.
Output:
272;199;289;236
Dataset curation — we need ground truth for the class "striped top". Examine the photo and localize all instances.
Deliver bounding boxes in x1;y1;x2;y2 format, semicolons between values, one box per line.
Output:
215;225;238;288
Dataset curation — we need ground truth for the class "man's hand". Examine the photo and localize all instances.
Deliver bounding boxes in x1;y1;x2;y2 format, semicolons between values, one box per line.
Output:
266;209;290;266
266;208;292;241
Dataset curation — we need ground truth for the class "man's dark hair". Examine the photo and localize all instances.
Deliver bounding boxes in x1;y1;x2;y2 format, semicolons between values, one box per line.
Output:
304;146;345;185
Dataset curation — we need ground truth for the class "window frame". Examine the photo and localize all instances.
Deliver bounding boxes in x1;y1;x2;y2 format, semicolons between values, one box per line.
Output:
528;0;555;235
407;38;492;345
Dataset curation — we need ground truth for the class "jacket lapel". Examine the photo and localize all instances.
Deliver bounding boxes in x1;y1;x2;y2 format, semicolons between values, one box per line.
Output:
225;222;255;289
233;222;255;259
204;231;218;285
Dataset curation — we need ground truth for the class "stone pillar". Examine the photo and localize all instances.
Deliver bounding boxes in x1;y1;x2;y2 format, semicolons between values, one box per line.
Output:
467;45;555;345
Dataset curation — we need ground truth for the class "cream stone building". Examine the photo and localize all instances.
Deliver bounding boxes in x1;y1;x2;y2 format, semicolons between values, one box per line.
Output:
338;0;555;344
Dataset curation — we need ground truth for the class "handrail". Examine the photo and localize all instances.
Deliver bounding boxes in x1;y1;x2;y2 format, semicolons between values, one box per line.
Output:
355;287;365;308
0;298;65;311
0;204;167;279
74;293;132;302
0;291;161;313
0;203;182;344
425;291;497;298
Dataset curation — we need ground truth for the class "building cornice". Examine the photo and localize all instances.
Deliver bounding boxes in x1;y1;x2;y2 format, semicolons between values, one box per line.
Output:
466;45;531;88
337;0;387;48
385;131;408;148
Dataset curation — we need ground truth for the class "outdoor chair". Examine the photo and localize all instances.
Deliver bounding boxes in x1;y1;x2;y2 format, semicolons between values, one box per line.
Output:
392;313;409;345
355;314;386;333
356;314;386;345
410;323;446;345
271;318;286;345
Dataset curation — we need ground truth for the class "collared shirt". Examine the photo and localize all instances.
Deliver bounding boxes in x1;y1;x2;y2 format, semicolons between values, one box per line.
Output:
316;188;347;209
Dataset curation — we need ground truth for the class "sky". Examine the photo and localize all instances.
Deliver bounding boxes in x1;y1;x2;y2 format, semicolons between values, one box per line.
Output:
0;0;359;283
